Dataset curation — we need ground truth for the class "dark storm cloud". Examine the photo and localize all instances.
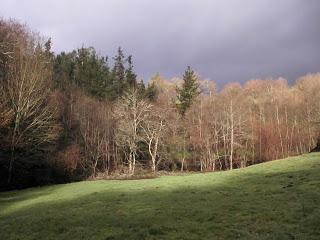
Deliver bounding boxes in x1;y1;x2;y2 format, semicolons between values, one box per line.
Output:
1;0;319;85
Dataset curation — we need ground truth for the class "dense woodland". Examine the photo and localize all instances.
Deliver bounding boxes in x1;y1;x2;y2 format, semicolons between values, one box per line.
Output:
1;19;320;189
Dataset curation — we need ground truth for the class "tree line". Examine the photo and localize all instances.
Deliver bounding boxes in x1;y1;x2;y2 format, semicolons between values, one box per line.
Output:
1;19;319;189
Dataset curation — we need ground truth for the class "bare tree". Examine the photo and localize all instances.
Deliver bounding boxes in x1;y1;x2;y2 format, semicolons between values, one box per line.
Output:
0;100;13;128
70;92;115;177
0;36;60;184
114;89;151;174
142;106;166;172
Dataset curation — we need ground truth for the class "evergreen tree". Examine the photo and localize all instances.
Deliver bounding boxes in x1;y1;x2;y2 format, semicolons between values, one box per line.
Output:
112;47;126;96
53;51;76;89
53;46;139;100
104;56;110;87
176;66;200;117
44;38;54;64
44;38;52;54
53;47;110;98
125;55;137;88
89;55;110;98
74;47;109;98
145;81;158;102
137;79;146;97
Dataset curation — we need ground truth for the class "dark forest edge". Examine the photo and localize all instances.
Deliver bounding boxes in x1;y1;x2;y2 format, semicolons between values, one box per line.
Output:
1;18;319;190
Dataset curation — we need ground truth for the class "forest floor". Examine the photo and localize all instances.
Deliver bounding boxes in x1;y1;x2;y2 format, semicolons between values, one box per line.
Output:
1;153;320;240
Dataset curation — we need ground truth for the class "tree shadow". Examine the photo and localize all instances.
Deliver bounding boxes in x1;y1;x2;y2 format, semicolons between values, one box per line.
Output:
0;156;320;240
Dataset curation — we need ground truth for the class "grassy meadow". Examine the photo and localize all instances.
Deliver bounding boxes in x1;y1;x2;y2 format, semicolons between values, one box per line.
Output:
1;153;320;240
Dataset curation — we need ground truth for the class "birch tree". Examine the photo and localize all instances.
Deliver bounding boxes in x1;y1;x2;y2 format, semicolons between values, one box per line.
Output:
0;33;60;184
114;89;151;174
142;107;166;172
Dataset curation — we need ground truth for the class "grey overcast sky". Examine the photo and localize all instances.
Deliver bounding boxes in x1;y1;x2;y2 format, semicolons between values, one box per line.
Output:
1;0;319;85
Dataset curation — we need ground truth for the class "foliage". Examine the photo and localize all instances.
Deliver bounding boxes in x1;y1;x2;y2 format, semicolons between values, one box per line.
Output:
176;66;200;117
0;19;61;186
53;46;139;100
1;18;320;189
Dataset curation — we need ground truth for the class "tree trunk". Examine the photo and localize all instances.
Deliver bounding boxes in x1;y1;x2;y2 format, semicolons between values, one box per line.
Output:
151;157;156;173
132;152;136;175
128;153;132;174
230;100;234;170
181;157;185;171
181;129;186;171
92;157;98;178
276;105;284;158
7;147;15;185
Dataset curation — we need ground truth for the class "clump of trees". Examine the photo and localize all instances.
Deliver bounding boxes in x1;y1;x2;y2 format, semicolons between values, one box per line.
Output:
0;19;60;187
1;18;320;189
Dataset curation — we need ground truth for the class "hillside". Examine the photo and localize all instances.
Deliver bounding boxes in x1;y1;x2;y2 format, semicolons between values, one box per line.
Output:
1;153;320;240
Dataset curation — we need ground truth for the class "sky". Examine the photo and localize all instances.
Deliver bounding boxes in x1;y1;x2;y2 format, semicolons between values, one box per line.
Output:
1;0;319;86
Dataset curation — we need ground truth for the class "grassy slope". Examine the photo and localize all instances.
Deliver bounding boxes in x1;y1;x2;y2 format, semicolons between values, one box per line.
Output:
1;153;320;240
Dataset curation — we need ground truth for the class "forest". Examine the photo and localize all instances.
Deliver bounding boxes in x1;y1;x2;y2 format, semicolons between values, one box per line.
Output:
1;18;320;190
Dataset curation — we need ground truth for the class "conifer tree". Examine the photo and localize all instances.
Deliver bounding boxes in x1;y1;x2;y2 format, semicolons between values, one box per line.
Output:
176;66;200;117
112;47;126;96
145;81;158;102
125;55;137;88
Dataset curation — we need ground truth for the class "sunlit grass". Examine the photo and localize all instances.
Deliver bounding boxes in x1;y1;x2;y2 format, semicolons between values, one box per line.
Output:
1;153;320;239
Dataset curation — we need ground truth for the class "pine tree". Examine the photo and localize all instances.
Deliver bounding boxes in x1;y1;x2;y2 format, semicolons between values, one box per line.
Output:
176;66;200;117
145;81;158;102
44;38;52;54
53;51;76;89
137;79;146;97
112;47;126;96
125;55;137;88
73;47;109;98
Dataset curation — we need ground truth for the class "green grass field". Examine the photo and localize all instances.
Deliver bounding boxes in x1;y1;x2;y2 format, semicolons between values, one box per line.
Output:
1;153;320;240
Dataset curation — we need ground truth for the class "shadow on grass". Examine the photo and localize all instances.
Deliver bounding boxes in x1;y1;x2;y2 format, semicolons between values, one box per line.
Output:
0;157;320;240
0;185;60;208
